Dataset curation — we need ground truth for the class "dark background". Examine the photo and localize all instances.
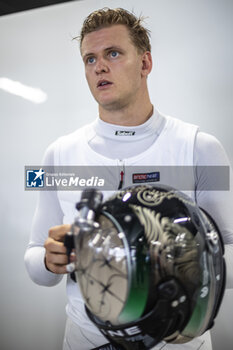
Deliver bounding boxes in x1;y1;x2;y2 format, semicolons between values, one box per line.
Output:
0;0;76;16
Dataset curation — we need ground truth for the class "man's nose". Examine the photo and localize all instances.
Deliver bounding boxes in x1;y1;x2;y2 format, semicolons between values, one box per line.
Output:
95;58;109;74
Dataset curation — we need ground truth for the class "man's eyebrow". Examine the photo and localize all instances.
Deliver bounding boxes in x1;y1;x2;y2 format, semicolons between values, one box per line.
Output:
104;46;123;52
82;52;95;61
82;46;124;60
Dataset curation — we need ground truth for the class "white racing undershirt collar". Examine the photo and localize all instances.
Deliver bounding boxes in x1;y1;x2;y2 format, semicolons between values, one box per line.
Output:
93;109;164;142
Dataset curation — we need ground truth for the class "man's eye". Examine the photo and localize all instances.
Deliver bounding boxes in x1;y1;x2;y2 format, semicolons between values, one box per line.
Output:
110;51;119;58
87;57;95;64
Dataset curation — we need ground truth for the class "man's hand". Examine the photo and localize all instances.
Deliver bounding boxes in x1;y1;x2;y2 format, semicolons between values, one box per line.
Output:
44;224;75;274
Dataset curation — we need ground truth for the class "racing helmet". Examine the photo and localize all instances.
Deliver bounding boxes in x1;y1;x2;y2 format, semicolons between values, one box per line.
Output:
71;185;226;350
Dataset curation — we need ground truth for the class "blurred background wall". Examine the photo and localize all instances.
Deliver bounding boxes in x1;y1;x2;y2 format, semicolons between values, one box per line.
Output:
0;0;232;349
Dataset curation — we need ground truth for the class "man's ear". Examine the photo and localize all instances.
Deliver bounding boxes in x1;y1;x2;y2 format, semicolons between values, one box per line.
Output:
141;51;153;77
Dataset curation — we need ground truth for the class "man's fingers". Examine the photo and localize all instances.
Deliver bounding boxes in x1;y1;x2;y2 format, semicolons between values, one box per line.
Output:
48;224;71;242
46;251;68;266
47;263;68;275
45;248;70;274
44;224;75;275
44;237;67;254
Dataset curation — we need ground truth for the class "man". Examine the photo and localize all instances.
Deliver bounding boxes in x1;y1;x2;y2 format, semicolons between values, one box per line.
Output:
25;8;233;350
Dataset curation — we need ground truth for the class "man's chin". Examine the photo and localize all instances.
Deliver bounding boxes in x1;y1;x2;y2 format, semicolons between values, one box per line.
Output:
96;99;122;112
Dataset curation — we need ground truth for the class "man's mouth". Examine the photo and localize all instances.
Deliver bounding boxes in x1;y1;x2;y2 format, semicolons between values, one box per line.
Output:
97;80;113;88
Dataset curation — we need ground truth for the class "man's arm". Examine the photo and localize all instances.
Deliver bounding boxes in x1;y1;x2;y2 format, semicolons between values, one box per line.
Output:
24;143;70;286
194;131;233;289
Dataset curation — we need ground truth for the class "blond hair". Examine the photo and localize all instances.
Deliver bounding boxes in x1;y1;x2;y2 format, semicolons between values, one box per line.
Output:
78;7;151;53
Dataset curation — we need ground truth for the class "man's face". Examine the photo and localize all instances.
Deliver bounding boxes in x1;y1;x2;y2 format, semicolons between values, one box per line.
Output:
81;25;149;112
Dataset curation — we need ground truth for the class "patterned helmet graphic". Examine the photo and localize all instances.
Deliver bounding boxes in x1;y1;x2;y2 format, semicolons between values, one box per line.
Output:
72;186;225;349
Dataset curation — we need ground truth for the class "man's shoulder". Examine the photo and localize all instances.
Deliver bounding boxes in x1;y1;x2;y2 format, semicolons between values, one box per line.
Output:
43;121;95;165
159;113;199;143
163;113;199;130
51;121;94;149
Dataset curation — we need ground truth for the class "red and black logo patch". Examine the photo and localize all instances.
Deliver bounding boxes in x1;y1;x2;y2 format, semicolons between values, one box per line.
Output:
132;172;160;183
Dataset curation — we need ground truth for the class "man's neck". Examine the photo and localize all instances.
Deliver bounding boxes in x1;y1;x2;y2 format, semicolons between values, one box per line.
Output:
98;98;153;127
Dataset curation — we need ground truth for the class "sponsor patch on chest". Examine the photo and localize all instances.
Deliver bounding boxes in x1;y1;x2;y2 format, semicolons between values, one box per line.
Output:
132;171;160;183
